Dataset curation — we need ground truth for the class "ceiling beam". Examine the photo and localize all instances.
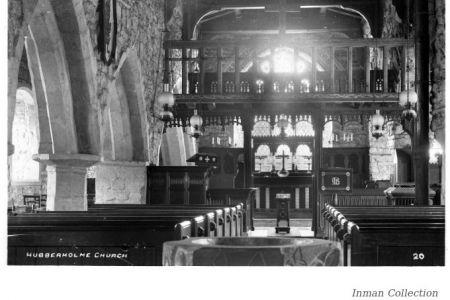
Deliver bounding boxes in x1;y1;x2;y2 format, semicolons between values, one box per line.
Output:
201;28;360;35
174;93;399;104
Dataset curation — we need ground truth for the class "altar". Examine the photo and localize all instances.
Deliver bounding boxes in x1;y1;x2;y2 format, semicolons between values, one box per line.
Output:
253;173;313;209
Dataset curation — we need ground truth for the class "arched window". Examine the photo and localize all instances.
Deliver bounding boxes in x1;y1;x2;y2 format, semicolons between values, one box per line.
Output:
294;144;312;171
272;121;295;136
255;144;272;172
274;144;292;171
252;121;271;137
11;88;40;183
294;121;315;136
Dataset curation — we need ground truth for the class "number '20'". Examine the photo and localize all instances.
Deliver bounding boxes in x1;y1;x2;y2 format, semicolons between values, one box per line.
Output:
412;252;425;260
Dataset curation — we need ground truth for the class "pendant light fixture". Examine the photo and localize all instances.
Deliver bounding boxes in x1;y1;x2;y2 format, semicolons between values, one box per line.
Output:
371;109;385;139
189;109;203;139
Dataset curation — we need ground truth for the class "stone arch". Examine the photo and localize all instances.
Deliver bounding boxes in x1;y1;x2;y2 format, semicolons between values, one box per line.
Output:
113;49;149;161
160;127;188;166
8;0;41;156
105;75;133;161
23;0;78;154
48;0;101;155
24;28;53;154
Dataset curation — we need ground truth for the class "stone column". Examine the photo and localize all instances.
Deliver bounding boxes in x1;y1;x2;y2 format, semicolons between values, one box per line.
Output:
95;160;147;204
33;154;100;211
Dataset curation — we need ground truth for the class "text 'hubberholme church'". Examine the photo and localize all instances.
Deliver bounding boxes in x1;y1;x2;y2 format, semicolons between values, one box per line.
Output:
7;0;445;266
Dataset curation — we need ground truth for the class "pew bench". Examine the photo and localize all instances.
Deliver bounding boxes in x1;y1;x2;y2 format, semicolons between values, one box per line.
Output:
323;189;388;206
322;204;445;266
87;203;249;234
207;188;256;230
8;204;246;265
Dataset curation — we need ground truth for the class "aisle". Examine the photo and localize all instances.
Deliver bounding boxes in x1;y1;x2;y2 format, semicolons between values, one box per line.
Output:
248;219;314;237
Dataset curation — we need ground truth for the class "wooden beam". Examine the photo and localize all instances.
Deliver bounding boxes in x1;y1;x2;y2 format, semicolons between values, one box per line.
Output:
173;103;403;116
217;47;223;94
164;48;170;84
311;47;317;92
401;45;407;91
365;46;371;93
182;48;188;94
348;47;353;93
199;48;205;94
383;46;389;92
200;28;361;35
414;0;430;206
234;46;240;92
330;47;335;93
242;106;253;188
165;38;408;49
175;93;399;104
311;111;323;234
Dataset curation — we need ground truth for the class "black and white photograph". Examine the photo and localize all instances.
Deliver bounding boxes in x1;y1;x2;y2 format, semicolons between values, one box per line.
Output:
1;0;448;299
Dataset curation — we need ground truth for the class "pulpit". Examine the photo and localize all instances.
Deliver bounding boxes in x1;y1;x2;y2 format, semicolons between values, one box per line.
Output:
146;166;212;205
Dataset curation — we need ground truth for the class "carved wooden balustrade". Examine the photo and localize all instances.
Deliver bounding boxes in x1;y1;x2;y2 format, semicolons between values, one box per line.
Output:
164;38;410;104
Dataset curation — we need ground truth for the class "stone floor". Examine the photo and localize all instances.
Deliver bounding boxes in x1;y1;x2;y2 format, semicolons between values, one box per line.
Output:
248;219;314;237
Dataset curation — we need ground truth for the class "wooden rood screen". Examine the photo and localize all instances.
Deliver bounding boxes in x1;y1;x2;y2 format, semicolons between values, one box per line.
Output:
165;38;409;102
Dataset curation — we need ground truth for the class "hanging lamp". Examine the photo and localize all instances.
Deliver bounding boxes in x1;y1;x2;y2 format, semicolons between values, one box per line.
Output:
189;109;203;139
371;109;385;139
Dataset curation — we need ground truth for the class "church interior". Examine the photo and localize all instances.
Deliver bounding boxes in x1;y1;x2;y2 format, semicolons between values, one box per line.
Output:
6;0;446;267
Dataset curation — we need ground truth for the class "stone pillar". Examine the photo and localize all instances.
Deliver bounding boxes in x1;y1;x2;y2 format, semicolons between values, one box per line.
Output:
95;160;147;204
33;154;100;211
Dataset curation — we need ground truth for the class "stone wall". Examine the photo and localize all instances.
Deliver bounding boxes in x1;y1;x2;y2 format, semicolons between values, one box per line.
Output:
94;162;147;204
368;125;396;181
80;0;182;203
82;0;164;163
430;0;445;147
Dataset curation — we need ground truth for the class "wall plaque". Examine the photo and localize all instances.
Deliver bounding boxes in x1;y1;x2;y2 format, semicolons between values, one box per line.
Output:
320;168;352;192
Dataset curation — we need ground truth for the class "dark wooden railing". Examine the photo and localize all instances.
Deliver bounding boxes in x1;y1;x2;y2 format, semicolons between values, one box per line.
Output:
165;38;409;102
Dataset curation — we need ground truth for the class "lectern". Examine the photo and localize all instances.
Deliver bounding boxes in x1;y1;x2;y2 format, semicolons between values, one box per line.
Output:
275;193;291;233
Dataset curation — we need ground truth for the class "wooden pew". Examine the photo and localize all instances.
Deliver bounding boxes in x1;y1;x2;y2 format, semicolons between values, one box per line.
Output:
35;206;244;237
323;189;388;206
88;203;249;234
34;202;248;238
8;215;189;265
322;204;445;266
8;203;245;266
207;188;256;231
